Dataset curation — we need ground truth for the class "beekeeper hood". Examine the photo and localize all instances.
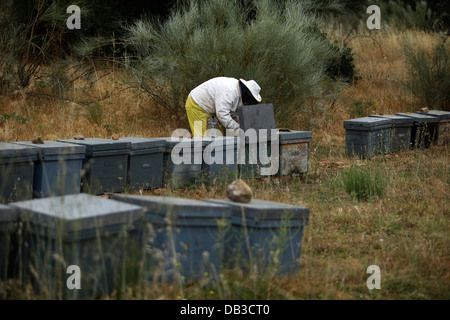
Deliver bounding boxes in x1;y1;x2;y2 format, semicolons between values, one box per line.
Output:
239;79;262;105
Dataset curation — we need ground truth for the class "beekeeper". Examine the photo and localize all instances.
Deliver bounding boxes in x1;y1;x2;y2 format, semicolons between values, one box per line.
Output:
185;77;262;137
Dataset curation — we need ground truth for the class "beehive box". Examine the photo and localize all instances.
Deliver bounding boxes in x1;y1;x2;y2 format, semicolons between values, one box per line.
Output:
238;139;277;179
0;204;19;282
119;137;166;190
163;137;211;188
11;141;85;198
0;142;38;203
10;193;145;299
396;113;439;148
236;103;277;135
369;115;414;152
112;194;231;282
417;110;450;146
205;199;310;275
277;130;312;176
202;136;239;184
58;138;130;195
344;117;392;158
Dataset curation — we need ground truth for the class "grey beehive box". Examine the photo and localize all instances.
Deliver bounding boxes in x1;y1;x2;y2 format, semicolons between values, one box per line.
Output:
205;198;310;275
0;142;38;203
11;141;85;199
277;130;312;176
396;113;439;148
202;136;239;184
163;137;211;188
344;117;392;158
416;110;450;146
119;137;166;190
238;138;277;179
369;115;414;152
58;138;130;195
112;194;231;282
0;204;19;283
10;193;145;299
236;103;276;137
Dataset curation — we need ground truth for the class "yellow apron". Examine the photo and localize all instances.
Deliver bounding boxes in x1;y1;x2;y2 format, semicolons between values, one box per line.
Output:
185;96;224;136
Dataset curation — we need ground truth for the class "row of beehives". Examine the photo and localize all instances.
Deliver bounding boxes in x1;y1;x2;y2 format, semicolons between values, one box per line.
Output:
0;193;310;299
344;110;450;158
0;132;312;204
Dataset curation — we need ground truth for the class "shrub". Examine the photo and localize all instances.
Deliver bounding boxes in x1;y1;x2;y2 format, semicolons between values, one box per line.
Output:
403;35;450;111
339;165;386;201
123;0;347;127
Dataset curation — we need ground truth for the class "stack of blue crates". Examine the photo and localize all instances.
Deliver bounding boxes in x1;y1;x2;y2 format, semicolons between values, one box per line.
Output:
0;142;38;203
112;194;232;282
205;198;310;275
344;117;392;158
58;138;131;195
9;193;145;299
119;137;166;190
11;141;85;198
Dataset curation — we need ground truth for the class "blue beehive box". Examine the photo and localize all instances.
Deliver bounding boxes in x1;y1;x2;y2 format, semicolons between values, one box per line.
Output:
396;113;439;148
112;194;231;282
344;117;392;158
119;137;166;190
238;139;276;179
163;137;211;188
0;204;19;283
0;142;38;203
277;130;312;176
417;110;450;146
202;136;239;184
205;199;310;275
10;193;145;299
369;115;415;152
58;138;130;195
11;141;85;198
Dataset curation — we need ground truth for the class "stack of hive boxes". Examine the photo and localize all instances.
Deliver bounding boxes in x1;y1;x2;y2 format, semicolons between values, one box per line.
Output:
344;110;448;158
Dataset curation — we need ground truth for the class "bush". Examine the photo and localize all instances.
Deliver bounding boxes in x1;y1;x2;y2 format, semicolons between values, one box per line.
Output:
339;165;386;201
381;0;437;30
0;0;81;95
403;35;450;111
123;0;347;127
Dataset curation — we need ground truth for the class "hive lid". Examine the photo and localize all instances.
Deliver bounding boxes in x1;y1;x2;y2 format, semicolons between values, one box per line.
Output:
10;193;144;233
237;103;277;133
118;137;166;150
112;194;231;219
277;130;312;141
396;113;439;123
0;204;18;223
344;117;392;130
369;114;415;125
416;110;450;120
205;199;310;222
58;138;130;154
11;141;86;156
0;142;39;160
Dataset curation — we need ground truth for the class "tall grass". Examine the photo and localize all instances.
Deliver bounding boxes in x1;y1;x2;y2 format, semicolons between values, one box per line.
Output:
403;35;450;111
339;165;386;201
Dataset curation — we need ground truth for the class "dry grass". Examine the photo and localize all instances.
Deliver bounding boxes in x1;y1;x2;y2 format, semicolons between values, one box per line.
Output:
0;28;449;300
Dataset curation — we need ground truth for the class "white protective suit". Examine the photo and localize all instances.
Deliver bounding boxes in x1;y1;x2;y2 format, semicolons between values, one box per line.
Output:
189;77;242;131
